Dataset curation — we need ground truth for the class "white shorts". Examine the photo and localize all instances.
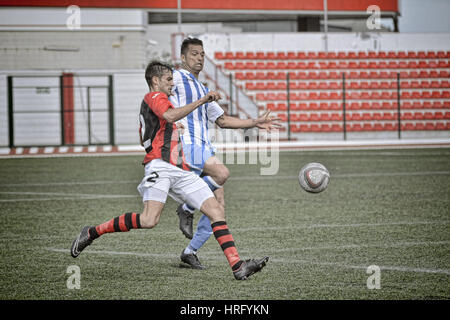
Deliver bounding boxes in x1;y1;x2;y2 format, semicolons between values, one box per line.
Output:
137;159;214;210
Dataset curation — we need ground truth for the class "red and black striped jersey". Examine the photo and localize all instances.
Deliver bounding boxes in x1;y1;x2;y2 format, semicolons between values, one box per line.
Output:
139;91;189;170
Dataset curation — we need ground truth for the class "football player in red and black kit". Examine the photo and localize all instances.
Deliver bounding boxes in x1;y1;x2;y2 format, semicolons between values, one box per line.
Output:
70;61;269;280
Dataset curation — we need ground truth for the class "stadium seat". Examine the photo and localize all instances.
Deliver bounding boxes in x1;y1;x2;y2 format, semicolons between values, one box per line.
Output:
402;123;415;131
331;124;343;132
245;62;257;69
414;123;425;130
383;123;398;131
245;52;257;59
434;112;444;119
349;113;362;121
235;52;245;59
256;52;265;59
373;123;384;131
372;113;383;121
266;103;276;111
215;52;225;60
225;52;235;59
296;52;307;59
435;122;446;130
413;112;424;120
402;112;414;120
309;124;321;132
287;52;297;59
235;62;245;69
320;124;332;132
348;102;361;110
331;113;342;121
224;62;234;70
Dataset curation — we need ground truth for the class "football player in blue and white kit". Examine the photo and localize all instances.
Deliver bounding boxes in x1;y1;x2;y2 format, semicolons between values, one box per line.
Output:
170;38;280;269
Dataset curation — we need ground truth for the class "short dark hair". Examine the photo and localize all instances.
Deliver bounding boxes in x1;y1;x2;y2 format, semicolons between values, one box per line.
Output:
180;37;203;56
145;60;173;89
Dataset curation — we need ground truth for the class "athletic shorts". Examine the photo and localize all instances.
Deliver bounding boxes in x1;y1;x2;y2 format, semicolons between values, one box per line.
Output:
182;143;215;176
137;159;214;210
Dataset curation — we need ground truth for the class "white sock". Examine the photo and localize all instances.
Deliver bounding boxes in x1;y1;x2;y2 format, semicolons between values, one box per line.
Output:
183;245;196;255
182;203;195;213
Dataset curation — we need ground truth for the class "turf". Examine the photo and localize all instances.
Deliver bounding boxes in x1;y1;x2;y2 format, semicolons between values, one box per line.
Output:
0;148;449;300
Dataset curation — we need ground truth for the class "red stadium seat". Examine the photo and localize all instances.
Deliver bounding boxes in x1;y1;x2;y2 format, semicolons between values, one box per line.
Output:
296;52;307;59
331;113;342;121
402;112;414;120
256;52;265;59
435;112;444;120
266;51;277;60
225;52;235;59
402;123;414;131
276;52;288;60
373;123;384;131
307;52;318;59
372;112;383;121
224;62;234;70
267;103;276;111
331;124;343;132
244;62;256;69
311;124;322;132
413;112;424;120
383;123;398;131
244;52;256;59
414;123;425;130
235;52;245;59
320;124;332;132
215;52;225;60
435;122;446;130
235;72;245;80
299;124;310;132
287;52;297;59
235;62;245;69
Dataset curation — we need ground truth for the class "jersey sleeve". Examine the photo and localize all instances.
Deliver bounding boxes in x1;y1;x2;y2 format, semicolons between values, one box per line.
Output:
206;101;225;123
146;93;173;119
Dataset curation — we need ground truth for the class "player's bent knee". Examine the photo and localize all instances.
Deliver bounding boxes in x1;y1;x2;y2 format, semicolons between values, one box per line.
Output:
140;200;164;229
215;166;229;186
200;197;225;223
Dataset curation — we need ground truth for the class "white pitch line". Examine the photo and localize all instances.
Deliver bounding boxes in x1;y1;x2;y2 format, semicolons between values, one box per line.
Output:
46;247;450;275
256;240;450;253
234;220;450;232
0;191;139;202
268;258;450;275
1;170;449;188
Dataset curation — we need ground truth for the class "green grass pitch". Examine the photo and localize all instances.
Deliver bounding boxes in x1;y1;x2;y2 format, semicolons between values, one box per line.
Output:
0;148;449;300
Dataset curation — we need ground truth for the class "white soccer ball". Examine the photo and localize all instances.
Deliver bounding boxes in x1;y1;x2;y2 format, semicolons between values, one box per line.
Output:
298;162;330;193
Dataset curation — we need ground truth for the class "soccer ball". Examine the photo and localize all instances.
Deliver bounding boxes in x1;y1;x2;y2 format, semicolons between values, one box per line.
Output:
298;162;330;193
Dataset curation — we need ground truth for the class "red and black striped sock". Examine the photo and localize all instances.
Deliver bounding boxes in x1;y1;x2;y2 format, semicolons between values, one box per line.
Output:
89;212;141;240
211;221;243;271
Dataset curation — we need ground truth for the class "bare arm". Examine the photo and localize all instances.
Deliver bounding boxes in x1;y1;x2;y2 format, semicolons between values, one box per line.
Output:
163;91;221;123
215;110;282;131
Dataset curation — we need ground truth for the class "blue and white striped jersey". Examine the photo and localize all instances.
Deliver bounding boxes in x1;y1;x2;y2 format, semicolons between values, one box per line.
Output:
170;68;224;150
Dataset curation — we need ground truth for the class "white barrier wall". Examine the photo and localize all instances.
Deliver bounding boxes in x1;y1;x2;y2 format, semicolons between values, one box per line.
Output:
199;32;450;55
113;72;148;145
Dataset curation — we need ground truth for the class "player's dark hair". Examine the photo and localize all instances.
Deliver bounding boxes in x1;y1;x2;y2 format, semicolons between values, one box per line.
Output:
180;37;203;56
145;60;173;89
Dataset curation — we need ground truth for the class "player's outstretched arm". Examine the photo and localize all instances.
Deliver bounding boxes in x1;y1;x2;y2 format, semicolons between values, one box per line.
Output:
215;110;282;131
163;91;221;123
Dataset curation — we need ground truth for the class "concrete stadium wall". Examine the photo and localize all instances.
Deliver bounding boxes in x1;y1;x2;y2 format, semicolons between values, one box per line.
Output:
199;32;450;56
